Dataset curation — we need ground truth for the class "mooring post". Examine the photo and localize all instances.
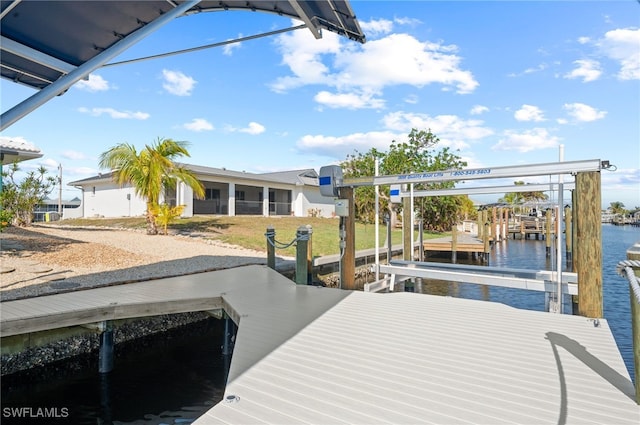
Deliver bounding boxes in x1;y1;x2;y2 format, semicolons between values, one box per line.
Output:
575;171;603;318
295;226;309;285
403;196;412;261
266;226;276;270
626;243;640;404
306;224;313;284
343;187;356;289
503;208;509;240
477;209;483;239
545;208;552;258
386;214;392;264
492;207;498;242
564;205;573;266
451;225;458;263
98;321;114;374
418;219;424;262
483;222;490;264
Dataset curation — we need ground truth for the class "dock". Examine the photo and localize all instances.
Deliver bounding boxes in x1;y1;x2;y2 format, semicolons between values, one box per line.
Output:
1;265;638;423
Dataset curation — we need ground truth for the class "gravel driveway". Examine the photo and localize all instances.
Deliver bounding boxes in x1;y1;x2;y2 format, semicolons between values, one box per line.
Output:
1;224;289;301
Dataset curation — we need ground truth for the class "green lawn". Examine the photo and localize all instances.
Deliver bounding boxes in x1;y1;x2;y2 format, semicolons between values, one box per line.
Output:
58;215;445;258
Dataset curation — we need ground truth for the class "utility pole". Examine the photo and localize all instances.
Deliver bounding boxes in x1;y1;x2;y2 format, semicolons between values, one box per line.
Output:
58;163;62;216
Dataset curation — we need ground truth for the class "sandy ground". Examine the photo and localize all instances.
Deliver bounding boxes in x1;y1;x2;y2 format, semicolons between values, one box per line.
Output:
0;224;290;301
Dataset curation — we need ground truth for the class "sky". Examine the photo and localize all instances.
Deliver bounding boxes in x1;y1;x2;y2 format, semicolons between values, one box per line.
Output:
1;1;639;209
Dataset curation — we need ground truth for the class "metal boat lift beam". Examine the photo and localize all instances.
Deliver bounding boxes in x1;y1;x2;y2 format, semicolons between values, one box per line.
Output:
396;182;576;198
0;0;202;131
340;159;602;188
380;260;578;295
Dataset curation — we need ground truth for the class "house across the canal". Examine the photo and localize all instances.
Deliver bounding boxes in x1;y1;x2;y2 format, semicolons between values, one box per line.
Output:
69;164;337;219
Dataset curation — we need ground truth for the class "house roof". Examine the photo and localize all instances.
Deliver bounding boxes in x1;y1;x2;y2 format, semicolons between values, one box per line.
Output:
1;1;365;130
0;137;43;164
68;164;319;187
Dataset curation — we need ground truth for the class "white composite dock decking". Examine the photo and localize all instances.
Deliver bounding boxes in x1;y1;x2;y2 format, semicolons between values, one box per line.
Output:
1;265;638;423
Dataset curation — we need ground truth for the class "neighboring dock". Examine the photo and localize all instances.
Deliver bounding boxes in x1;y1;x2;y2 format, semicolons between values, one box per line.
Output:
1;265;638;424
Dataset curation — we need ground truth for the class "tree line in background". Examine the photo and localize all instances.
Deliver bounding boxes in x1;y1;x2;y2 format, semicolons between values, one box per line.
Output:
340;128;476;232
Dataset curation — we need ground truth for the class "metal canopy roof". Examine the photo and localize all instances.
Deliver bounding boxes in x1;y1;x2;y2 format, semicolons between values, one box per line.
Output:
0;0;365;130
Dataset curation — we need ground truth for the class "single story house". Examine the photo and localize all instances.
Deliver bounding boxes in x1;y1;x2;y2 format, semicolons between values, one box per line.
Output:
68;164;337;219
34;197;83;221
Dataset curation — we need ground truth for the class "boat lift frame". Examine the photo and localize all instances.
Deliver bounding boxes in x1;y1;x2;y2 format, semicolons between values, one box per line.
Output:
323;157;605;315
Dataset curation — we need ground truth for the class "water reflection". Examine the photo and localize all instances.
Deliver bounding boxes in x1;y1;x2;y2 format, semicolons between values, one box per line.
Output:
1;317;230;424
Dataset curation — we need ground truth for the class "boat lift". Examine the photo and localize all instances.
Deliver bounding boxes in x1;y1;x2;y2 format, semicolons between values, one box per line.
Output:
320;156;605;315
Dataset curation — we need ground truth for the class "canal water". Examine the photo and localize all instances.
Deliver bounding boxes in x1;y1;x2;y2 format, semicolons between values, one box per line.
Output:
1;317;229;424
1;223;637;424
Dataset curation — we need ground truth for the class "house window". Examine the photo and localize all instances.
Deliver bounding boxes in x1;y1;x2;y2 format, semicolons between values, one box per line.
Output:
235;190;245;201
205;188;220;200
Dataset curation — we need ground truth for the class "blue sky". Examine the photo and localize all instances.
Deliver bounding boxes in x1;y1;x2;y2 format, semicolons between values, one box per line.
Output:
1;1;639;209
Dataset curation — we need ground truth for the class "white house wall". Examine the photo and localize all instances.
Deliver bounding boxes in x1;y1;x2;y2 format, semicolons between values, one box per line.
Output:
304;186;336;217
74;173;336;218
82;181;146;218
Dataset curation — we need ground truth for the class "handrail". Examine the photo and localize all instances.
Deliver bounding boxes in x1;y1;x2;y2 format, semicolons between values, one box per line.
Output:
616;258;640;404
616;260;640;305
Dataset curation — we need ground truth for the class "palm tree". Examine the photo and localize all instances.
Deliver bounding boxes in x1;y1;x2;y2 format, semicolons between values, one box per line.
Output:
99;138;205;235
609;201;626;216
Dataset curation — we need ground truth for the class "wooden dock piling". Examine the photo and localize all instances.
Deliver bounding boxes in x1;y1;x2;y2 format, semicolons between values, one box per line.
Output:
564;205;573;265
339;186;356;290
266;226;275;270
575;171;603;318
451;225;458;263
545;208;552;257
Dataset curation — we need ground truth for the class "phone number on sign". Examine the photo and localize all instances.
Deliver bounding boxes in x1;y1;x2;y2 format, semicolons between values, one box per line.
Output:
452;169;491;177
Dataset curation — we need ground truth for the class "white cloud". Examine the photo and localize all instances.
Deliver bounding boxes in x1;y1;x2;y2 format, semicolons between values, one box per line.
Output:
359;19;394;37
492;128;560;152
598;28;640;80
183;118;214;132
564;59;602;82
314;90;385;109
381;111;493;150
335;33;478;94
404;94;419;104
77;107;150;120
470;105;489;115
225;122;266;135
161;69;196;96
65;166;98;177
39;158;59;169
73;74;111;92
577;36;591;44
270;21;478;109
62;150;88;160
239;122;266;135
223;35;242;56
563;102;607;122
508;63;547;77
514;104;545;122
297;131;400;159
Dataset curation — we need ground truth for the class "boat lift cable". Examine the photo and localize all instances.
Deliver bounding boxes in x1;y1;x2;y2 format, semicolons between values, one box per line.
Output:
616;260;640;305
102;24;307;67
